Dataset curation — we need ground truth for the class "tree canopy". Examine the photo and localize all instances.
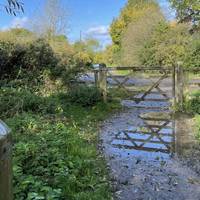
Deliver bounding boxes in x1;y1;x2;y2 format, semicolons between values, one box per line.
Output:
110;0;161;53
170;0;200;32
121;4;164;66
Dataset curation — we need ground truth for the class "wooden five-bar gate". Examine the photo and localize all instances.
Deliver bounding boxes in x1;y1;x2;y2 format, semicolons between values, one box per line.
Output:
95;63;188;108
94;63;199;155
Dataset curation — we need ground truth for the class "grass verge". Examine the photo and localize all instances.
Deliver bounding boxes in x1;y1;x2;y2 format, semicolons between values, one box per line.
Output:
195;115;200;141
2;88;121;200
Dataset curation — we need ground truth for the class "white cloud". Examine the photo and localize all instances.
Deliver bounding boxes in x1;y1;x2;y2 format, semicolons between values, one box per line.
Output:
85;25;112;48
2;17;28;30
86;25;109;36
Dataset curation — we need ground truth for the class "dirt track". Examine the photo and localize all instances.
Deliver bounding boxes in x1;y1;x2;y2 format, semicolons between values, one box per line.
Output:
100;98;200;200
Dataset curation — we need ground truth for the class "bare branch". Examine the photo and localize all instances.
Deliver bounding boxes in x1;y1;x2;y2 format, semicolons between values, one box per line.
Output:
4;0;24;15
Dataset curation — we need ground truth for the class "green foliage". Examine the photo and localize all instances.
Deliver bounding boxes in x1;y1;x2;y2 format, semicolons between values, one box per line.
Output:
0;32;86;90
184;34;200;68
9;112;111;200
140;22;192;66
184;91;200;114
169;0;200;32
23;38;58;71
0;88;65;119
0;88;44;118
0;28;35;44
139;22;200;68
2;86;118;200
67;85;102;107
107;0;200;68
110;0;160;57
121;5;164;66
195;115;200;140
73;39;101;65
0;39;58;80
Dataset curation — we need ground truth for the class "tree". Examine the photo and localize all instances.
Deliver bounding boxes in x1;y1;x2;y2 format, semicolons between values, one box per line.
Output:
121;6;164;66
73;38;101;64
110;0;161;53
169;0;200;32
33;0;69;38
4;0;24;15
0;28;35;44
139;22;192;67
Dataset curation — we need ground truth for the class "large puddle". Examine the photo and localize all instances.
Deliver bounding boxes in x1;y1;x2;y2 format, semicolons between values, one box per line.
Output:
110;109;174;160
100;93;200;200
101;93;176;160
102;87;198;161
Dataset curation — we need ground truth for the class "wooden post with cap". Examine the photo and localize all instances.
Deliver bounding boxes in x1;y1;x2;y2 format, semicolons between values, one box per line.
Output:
99;63;107;103
176;61;186;111
0;120;13;200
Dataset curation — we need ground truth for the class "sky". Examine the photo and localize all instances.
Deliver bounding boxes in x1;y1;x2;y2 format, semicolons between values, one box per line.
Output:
0;0;175;47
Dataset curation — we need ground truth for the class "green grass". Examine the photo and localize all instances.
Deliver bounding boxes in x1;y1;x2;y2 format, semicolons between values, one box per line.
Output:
2;87;121;200
195;115;200;141
183;90;200;114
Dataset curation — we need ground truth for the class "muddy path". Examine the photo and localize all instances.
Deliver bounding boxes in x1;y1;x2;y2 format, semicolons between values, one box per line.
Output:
100;99;200;200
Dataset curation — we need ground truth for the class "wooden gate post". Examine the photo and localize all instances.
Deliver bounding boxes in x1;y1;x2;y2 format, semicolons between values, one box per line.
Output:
0;120;12;200
172;65;176;108
176;61;186;111
99;63;107;103
94;69;99;88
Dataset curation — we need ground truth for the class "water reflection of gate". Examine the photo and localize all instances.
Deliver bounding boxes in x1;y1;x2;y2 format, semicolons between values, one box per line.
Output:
105;67;175;154
112;112;175;155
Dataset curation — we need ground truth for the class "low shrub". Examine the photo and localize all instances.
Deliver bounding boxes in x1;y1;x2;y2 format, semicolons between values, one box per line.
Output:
0;39;58;80
0;88;62;118
0;88;44;118
67;85;102;106
4;95;116;200
184;91;200;114
7;111;111;200
0;38;86;91
195;115;200;140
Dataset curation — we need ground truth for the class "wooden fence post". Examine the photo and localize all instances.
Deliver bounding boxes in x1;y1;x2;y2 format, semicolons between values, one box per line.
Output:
99;63;107;103
94;69;99;88
0;120;12;200
172;65;176;108
176;61;186;111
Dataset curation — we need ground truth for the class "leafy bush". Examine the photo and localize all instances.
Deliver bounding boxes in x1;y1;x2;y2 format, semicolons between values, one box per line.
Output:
7;112;111;200
0;39;59;80
0;88;64;119
195;115;200;140
67;85;102;106
184;35;200;68
0;38;85;90
0;88;44;118
3;92;116;199
0;41;26;79
185;91;200;114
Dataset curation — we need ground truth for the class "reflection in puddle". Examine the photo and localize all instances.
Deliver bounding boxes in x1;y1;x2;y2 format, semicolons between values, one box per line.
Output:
111;111;175;160
104;88;197;163
109;107;197;161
